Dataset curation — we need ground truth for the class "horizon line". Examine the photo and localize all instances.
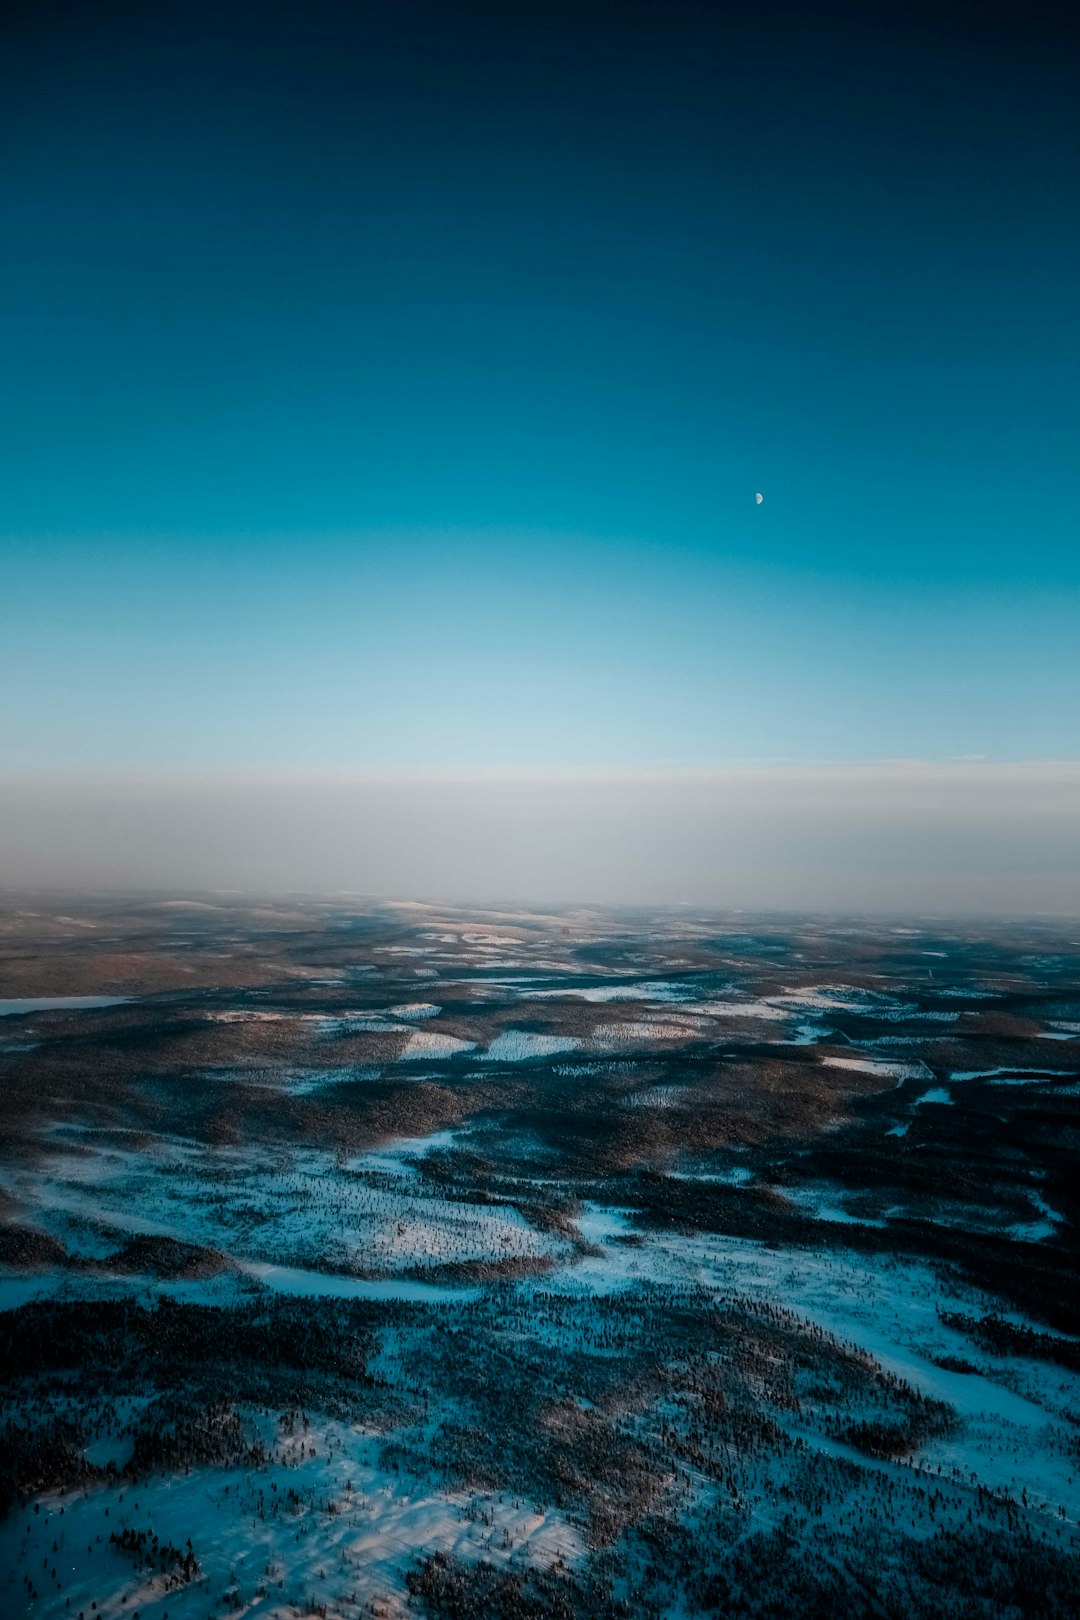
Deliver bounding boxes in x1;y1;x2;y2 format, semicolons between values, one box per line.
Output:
4;758;1080;788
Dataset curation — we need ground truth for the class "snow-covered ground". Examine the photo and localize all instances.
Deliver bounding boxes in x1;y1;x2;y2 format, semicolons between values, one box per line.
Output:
0;1417;585;1620
541;1208;1080;1524
479;1030;583;1062
2;907;1078;1617
0;1126;569;1285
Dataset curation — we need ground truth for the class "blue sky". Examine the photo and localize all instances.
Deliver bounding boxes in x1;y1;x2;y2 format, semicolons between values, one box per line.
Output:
2;1;1077;776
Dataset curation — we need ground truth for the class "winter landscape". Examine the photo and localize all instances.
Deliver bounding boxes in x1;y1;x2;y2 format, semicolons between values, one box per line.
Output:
1;895;1078;1618
5;0;1079;1613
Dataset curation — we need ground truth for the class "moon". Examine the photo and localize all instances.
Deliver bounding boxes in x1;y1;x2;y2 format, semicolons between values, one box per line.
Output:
755;492;763;504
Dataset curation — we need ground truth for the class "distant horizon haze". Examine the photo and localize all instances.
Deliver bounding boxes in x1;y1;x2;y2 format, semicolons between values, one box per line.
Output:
2;762;1077;916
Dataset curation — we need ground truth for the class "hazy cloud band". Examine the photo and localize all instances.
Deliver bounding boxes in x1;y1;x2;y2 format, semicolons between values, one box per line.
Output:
1;764;1077;915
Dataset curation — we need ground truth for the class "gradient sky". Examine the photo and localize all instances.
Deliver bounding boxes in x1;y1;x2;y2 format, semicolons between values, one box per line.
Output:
2;1;1078;780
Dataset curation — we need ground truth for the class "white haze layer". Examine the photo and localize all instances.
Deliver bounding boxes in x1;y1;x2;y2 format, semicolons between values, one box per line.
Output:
0;763;1077;914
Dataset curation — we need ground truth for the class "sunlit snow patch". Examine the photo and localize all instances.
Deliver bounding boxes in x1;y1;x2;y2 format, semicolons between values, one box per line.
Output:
692;998;790;1021
820;1055;933;1081
479;1030;583;1062
591;1018;706;1049
319;1015;405;1034
526;980;692;1003
781;985;910;1014
399;1031;477;1060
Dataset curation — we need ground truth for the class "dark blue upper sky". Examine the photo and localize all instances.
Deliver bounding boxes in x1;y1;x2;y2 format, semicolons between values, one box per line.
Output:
2;1;1077;770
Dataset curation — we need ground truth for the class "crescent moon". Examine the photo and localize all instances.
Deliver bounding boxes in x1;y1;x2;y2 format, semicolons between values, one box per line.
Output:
755;493;763;504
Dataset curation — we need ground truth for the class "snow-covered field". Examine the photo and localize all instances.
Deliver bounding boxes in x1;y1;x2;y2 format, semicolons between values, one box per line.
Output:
3;1417;585;1620
2;900;1078;1617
